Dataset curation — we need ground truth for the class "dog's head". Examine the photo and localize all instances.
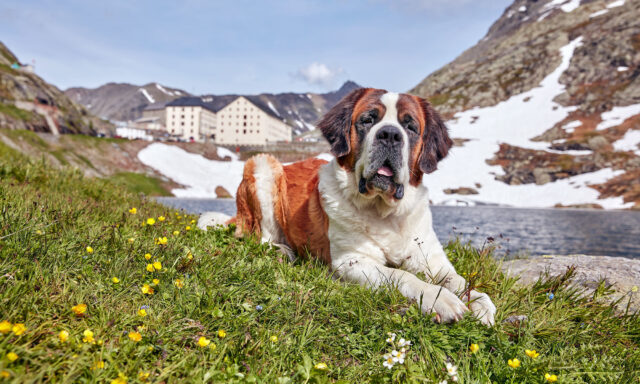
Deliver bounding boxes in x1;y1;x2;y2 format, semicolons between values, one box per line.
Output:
318;88;452;204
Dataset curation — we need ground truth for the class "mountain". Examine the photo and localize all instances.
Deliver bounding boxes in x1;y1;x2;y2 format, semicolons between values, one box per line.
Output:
66;80;361;135
194;81;362;135
65;82;190;122
409;0;640;209
0;42;108;135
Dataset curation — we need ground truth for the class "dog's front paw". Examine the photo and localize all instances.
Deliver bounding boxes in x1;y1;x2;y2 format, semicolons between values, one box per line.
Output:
423;287;469;323
466;290;496;326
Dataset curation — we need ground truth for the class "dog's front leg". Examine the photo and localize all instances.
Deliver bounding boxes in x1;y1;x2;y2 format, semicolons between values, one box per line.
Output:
332;255;468;323
404;234;496;326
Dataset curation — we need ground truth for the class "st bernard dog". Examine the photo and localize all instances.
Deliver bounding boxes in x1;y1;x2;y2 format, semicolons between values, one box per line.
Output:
199;88;496;325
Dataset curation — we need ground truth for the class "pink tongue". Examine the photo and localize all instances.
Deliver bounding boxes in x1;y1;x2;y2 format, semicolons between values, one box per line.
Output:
377;166;393;177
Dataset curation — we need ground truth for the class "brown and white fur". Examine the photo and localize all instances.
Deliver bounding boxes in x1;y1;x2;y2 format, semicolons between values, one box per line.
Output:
199;88;496;325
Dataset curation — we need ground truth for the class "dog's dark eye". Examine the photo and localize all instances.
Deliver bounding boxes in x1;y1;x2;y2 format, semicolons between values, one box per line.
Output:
359;111;377;128
402;115;418;134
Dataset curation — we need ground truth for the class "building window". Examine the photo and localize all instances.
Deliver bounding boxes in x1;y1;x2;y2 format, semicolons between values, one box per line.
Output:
236;129;239;133
181;115;184;119
243;122;247;126
243;129;247;134
244;115;247;119
181;122;184;126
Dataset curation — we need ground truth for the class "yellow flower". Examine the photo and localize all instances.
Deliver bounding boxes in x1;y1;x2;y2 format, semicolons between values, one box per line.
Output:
198;336;211;347
128;331;142;342
152;278;160;285
83;329;95;344
91;360;105;370
270;335;278;343
112;277;120;284
153;261;162;271
129;207;137;214
128;237;135;244
86;246;94;254
158;216;166;222
141;284;154;295
314;363;328;370
0;371;10;378
173;231;180;236
36;229;43;235
144;253;152;260
12;323;26;336
59;330;69;343
217;329;226;338
632;286;638;293
71;303;87;316
187;252;193;260
138;371;150;381
174;279;184;289
0;320;12;334
111;376;127;384
6;352;18;362
470;343;479;353
146;218;156;225
545;373;558;382
138;309;147;317
146;264;154;273
185;226;191;231
155;237;168;245
508;358;521;368
525;349;540;359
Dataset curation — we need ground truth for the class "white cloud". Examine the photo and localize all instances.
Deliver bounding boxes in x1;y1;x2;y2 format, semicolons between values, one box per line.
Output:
292;62;343;88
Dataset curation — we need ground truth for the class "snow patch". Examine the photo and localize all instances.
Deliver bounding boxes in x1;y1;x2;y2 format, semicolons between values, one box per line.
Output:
606;0;625;8
139;88;155;103
155;83;173;96
596;104;640;131
613;130;640;154
424;37;630;209
617;66;629;72
519;5;527;12
562;120;582;133
139;143;244;198
216;146;239;161
267;101;281;116
590;9;609;17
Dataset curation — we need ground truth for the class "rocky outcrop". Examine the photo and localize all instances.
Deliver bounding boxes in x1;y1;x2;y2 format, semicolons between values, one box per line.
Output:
502;254;640;312
0;41;110;135
409;0;640;208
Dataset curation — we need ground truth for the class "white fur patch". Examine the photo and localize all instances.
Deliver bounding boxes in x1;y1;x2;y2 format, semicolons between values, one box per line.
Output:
252;155;287;244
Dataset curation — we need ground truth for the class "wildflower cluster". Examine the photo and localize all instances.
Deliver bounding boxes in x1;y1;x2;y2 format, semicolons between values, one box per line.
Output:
382;332;411;370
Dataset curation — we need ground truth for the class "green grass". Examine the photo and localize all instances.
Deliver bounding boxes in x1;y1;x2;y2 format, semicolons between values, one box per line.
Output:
108;172;172;197
1;145;639;383
0;104;37;122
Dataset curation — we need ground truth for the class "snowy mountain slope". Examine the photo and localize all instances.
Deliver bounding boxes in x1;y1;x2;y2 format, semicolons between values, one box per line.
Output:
65;82;190;122
410;0;640;209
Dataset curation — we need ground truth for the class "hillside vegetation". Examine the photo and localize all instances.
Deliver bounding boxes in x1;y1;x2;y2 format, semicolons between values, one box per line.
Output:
1;141;639;382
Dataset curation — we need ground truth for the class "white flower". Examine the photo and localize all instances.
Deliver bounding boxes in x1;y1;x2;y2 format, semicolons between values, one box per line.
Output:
438;381;448;384
386;332;396;343
446;363;458;376
391;350;399;357
451;375;458;382
383;357;395;369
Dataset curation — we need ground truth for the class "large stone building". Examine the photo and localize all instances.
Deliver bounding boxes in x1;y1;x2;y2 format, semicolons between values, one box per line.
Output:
164;96;291;145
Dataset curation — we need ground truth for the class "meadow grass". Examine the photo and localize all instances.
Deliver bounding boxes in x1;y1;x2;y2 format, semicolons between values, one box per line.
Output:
1;142;639;383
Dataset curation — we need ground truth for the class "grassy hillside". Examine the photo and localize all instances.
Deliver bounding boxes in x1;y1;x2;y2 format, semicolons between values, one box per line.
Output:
0;143;639;383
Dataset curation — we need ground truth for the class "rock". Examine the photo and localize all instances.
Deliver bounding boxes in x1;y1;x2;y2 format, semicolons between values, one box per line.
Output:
533;168;553;185
443;187;479;195
587;136;610;151
502;255;640;312
215;186;233;199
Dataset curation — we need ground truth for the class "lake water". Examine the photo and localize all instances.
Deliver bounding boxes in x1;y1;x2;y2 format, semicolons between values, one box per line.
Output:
155;197;640;258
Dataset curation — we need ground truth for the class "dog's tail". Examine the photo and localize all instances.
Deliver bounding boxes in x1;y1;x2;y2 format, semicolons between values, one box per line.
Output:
197;211;234;230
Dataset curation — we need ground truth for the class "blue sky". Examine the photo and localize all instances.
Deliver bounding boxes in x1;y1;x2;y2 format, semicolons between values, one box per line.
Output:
1;0;512;95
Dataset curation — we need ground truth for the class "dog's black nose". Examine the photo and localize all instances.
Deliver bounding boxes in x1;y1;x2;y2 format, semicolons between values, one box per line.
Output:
376;125;402;146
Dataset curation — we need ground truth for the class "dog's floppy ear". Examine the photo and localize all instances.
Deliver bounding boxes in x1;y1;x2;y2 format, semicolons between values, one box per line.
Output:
317;88;368;158
418;98;453;174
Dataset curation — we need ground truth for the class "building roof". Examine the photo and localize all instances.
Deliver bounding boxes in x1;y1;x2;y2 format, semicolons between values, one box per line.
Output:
166;95;283;121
